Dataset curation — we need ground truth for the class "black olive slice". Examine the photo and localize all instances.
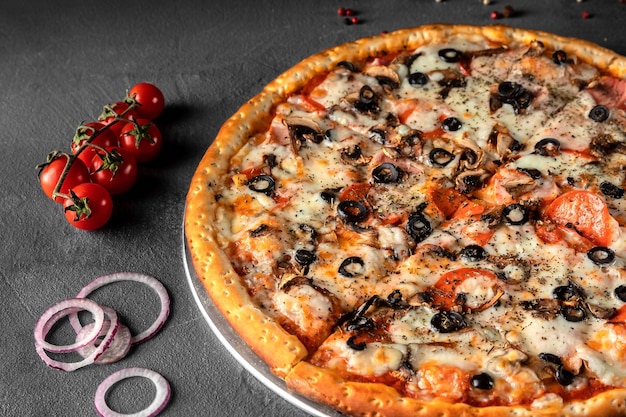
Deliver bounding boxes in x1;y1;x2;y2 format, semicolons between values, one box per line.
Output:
406;212;432;243
470;372;494;390
359;85;376;105
372;163;401;184
345;315;373;331
461;175;483;192
534;138;561;157
560;305;587;322
438;48;462;63
320;190;336;204
387;289;403;306
587;246;615;265
502;203;529;225
615;285;626;302
263;154;277;168
341;144;363;160
249;224;269;237
538;352;563;366
294;249;317;267
497;81;524;99
552;50;568;65
369;128;386;145
248;174;275;195
599;181;625;199
588;105;610;123
555;366;575;386
442;117;463;132
337;200;368;223
517;167;542;179
553;283;584;302
460;245;487;262
431;311;466;333
347;336;367;351
339;256;365;278
408;72;429;86
429;148;455;167
336;61;357;72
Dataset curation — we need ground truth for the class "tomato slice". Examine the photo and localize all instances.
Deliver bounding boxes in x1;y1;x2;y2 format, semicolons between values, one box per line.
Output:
429;187;467;219
543;190;616;247
429;267;499;311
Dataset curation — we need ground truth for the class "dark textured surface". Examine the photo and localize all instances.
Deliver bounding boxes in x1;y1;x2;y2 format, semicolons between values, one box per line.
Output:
2;1;624;416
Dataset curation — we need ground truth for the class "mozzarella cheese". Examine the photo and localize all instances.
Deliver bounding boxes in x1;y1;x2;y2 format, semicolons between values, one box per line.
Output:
213;34;626;406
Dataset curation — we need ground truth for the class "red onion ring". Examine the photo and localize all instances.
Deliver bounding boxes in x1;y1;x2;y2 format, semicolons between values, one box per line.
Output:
94;367;170;417
70;272;170;345
35;305;120;372
76;320;132;365
34;298;105;354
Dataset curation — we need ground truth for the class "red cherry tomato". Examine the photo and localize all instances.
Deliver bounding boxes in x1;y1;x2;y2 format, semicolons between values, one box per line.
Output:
98;101;138;138
128;82;165;121
119;119;163;163
39;153;90;203
63;183;113;230
89;147;138;195
70;122;119;166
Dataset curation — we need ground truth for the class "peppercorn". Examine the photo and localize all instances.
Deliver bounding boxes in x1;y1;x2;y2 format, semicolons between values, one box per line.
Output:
502;5;515;17
582;11;591;18
490;10;501;19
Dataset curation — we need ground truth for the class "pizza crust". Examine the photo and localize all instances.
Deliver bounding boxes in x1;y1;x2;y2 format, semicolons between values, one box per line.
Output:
185;23;626;415
285;361;626;417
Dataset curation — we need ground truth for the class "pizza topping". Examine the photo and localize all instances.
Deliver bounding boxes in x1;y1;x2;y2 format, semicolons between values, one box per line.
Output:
338;256;366;278
615;285;626;302
337;200;369;223
460;244;487;262
247;174;276;195
470;372;495;390
431;310;466;333
372;162;402;183
586;246;615;265
552;50;568;65
428;148;455;167
588;104;610;122
599;181;625;199
502;203;529;225
442;116;463;132
405;211;433;243
438;48;463;63
534;138;561;157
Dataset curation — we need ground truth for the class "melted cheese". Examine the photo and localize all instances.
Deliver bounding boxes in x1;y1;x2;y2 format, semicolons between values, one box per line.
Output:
212;33;626;406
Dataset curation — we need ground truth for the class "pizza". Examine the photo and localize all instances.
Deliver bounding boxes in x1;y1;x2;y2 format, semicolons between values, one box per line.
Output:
184;24;626;416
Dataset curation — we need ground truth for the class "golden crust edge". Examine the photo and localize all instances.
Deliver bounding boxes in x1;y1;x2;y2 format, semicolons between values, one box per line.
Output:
285;362;626;417
184;23;626;411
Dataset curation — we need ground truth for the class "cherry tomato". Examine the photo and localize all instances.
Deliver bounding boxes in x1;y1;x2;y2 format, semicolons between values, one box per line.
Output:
128;82;165;121
89;147;138;195
119;118;163;163
70;122;119;166
63;183;113;230
98;101;138;138
39;153;90;203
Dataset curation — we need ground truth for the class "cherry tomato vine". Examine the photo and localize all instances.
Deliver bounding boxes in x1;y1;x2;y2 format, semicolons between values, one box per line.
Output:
37;82;165;230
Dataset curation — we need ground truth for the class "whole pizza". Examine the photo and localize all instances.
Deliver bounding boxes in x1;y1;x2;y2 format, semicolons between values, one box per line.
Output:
185;24;626;416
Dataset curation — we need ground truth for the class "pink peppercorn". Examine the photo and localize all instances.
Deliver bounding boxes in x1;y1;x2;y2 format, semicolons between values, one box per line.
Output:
351;16;359;24
581;11;591;18
490;10;501;19
338;7;346;16
345;8;355;16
